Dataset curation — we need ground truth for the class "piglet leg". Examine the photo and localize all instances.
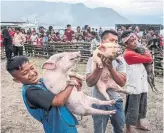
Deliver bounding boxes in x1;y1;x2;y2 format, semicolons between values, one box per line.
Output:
96;83;111;100
86;96;116;106
83;105;116;116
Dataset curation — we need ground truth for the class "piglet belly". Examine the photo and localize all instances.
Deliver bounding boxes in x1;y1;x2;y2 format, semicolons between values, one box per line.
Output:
106;79;121;91
66;88;87;115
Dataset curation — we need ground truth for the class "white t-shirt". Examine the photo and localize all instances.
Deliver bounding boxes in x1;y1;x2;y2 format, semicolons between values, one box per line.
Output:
30;34;38;45
125;63;149;94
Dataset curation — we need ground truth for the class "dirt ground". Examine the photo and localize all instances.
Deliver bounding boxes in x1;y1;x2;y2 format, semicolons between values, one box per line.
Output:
1;57;163;133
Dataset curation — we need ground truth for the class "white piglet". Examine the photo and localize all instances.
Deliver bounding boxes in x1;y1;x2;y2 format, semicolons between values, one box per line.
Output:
92;43;127;100
42;52;116;116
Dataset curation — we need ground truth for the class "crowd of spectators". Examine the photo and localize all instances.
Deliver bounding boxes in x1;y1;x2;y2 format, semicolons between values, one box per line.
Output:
117;25;163;51
0;24;163;60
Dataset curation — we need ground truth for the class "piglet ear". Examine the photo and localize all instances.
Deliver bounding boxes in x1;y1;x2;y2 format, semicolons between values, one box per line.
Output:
41;60;56;70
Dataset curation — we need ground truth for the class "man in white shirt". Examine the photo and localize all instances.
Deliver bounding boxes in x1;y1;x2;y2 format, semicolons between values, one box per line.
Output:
30;31;38;45
13;28;26;56
121;31;152;133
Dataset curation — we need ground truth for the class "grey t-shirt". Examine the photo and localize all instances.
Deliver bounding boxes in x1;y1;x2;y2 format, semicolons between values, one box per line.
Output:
86;56;126;100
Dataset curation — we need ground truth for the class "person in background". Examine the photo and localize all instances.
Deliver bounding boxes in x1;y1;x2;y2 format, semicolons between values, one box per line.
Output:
126;25;132;31
13;28;26;56
32;28;36;32
117;27;123;45
75;26;83;40
121;31;152;133
56;32;61;42
30;31;38;45
39;26;44;36
0;29;5;59
99;27;103;36
71;34;77;43
77;35;84;43
42;32;49;55
37;34;43;48
21;29;26;35
64;24;74;42
48;30;56;43
146;27;154;44
47;26;53;35
62;35;69;42
121;25;126;31
134;26;141;42
95;29;98;34
26;32;31;44
90;34;101;56
2;28;13;60
141;36;148;47
8;27;15;38
28;28;32;34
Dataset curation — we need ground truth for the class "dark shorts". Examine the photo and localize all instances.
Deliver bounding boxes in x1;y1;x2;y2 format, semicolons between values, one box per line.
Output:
125;93;147;125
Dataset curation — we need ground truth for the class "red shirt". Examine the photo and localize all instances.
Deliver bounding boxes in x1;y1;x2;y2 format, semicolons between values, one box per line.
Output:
64;30;74;41
123;48;152;65
159;36;163;46
0;34;3;47
26;35;31;43
9;31;15;37
37;38;43;47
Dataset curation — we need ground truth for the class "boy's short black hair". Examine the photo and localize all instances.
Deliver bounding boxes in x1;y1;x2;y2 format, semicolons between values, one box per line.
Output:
101;30;118;40
6;56;29;74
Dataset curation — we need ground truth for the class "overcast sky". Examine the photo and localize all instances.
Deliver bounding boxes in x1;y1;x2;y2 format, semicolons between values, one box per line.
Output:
44;0;163;17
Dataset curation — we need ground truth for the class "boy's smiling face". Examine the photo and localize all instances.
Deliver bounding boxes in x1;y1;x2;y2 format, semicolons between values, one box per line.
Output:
12;62;39;85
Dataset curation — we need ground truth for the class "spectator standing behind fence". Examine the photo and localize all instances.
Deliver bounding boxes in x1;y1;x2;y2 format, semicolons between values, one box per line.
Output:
56;32;61;42
146;27;154;43
8;27;15;38
75;26;83;40
30;31;38;45
117;28;123;45
99;27;103;36
0;29;5;59
42;32;48;54
121;25;126;31
134;26;142;42
2;29;13;60
62;35;69;42
47;26;53;35
121;31;152;133
48;30;56;43
13;28;26;56
37;34;43;48
141;36;148;47
26;32;31;43
64;24;74;42
71;34;77;43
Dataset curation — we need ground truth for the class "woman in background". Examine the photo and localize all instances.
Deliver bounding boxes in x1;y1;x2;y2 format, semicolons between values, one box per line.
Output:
2;28;13;60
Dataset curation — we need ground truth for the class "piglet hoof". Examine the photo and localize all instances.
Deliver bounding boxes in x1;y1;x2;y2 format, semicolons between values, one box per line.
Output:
116;89;128;94
108;100;116;106
69;72;85;81
109;110;116;115
66;80;78;86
